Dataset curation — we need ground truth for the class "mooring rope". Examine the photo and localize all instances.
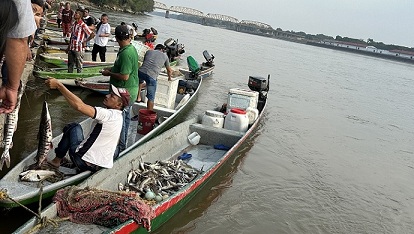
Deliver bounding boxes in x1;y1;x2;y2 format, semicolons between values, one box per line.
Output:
0;179;70;234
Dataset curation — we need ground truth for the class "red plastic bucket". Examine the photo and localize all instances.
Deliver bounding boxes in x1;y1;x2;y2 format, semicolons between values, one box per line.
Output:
137;109;157;135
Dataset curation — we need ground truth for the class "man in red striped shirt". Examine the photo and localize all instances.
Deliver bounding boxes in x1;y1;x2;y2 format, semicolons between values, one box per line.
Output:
66;8;95;73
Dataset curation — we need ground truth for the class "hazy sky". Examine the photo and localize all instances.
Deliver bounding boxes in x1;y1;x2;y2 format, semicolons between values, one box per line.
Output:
161;0;414;47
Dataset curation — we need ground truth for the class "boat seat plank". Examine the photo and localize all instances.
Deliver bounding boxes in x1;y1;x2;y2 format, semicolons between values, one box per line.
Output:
190;123;243;146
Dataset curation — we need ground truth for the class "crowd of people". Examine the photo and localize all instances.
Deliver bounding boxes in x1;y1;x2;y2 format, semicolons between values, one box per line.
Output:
0;0;173;173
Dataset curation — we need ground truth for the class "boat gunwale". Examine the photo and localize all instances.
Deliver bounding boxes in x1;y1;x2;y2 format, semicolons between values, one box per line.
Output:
0;77;202;208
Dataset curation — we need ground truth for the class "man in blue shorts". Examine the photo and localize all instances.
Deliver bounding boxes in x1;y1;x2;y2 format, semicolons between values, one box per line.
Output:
137;44;172;110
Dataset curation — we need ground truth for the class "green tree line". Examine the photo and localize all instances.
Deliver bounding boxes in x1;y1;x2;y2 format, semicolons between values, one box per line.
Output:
89;0;154;13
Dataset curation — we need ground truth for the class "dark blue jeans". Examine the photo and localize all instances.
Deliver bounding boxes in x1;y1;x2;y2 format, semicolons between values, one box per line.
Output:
55;123;98;172
138;70;157;101
113;107;130;160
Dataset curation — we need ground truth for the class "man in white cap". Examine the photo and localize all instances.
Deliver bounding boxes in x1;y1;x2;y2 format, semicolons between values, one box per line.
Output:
45;78;129;172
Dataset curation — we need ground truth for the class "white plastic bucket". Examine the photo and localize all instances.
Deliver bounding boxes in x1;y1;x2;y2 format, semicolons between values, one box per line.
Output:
202;110;225;128
246;107;259;125
188;132;201;145
224;108;249;132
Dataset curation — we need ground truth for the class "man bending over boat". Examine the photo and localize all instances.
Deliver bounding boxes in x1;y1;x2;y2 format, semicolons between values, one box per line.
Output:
45;78;130;172
137;44;172;110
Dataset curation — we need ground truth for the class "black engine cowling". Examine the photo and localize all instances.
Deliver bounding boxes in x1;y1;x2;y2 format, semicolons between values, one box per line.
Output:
164;38;185;62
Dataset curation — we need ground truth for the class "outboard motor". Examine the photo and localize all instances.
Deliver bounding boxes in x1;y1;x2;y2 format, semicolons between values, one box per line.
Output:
201;50;215;67
248;75;270;110
164;38;185;62
187;56;200;79
150;27;158;35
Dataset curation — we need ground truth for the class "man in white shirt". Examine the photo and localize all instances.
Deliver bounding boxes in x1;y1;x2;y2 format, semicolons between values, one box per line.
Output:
92;14;111;62
46;78;130;172
121;22;137;38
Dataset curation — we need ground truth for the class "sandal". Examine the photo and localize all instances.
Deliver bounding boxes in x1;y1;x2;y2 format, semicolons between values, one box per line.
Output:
45;161;60;169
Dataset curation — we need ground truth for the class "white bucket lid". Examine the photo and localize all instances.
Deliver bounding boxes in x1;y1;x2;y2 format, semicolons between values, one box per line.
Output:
205;110;224;118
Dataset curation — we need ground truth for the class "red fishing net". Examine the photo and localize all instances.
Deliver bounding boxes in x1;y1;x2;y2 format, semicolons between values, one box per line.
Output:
53;186;155;231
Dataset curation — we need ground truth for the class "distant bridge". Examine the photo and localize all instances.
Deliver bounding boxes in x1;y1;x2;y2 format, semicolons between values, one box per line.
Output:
154;1;273;30
153;1;304;40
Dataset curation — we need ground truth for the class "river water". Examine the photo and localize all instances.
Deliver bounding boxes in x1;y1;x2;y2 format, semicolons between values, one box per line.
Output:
1;10;414;234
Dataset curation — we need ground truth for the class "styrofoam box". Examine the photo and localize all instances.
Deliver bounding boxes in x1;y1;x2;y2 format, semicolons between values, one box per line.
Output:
155;75;178;109
131;41;150;62
226;88;259;112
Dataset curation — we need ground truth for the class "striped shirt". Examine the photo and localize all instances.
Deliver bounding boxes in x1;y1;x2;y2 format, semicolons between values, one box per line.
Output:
69;20;92;52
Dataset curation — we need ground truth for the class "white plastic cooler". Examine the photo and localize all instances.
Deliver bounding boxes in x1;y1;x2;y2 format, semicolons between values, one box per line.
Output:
226;88;259;113
154;75;178;109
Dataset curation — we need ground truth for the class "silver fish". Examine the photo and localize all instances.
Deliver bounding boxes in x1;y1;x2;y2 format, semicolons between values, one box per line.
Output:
19;169;56;182
0;82;24;170
35;101;53;167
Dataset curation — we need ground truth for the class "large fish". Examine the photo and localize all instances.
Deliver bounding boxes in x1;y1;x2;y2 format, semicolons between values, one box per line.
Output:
0;82;24;170
19;169;56;182
33;101;53;168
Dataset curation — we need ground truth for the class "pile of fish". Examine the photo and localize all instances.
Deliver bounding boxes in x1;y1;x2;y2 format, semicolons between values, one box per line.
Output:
118;159;200;201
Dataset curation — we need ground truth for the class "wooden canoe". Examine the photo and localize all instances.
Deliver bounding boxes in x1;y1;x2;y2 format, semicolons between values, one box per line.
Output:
38;52;116;68
33;66;107;84
0;77;203;209
38;44;120;54
38;41;150;68
75;76;111;94
74;65;183;94
13;75;269;233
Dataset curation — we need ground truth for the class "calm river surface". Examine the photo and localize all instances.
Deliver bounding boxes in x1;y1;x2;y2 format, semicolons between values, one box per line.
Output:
1;10;414;234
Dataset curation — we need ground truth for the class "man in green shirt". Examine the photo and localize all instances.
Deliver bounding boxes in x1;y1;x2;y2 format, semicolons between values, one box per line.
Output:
101;25;138;157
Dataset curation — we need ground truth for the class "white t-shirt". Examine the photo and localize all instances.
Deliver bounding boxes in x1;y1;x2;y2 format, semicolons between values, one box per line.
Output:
8;0;37;38
94;23;111;47
77;107;123;169
126;24;137;37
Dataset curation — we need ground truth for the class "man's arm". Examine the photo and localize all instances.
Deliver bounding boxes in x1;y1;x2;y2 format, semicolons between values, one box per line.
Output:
45;78;96;118
166;66;173;81
99;32;110;37
101;69;129;81
85;32;95;42
5;38;27;91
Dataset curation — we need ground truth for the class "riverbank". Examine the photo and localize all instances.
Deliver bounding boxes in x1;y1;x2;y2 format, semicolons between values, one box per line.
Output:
58;0;146;15
306;40;414;65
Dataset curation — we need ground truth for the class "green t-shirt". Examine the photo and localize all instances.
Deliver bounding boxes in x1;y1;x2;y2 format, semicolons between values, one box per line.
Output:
110;44;139;104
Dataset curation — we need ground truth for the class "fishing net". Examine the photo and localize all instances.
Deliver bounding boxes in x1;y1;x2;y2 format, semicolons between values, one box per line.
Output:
53;186;155;231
